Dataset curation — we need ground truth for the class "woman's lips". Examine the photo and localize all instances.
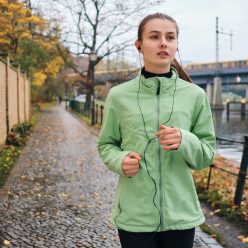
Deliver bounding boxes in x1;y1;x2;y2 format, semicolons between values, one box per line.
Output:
157;51;169;57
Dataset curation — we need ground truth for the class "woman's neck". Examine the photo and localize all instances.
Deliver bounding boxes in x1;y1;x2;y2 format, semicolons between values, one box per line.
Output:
142;67;172;79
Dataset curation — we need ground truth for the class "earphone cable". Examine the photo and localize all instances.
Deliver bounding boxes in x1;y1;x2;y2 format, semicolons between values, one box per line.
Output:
115;54;178;244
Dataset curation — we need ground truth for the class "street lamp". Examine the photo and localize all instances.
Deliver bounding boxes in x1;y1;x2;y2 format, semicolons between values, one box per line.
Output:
89;51;97;125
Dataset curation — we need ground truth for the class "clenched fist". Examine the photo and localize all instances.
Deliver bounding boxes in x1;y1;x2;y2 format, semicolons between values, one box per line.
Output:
156;125;182;150
122;152;141;177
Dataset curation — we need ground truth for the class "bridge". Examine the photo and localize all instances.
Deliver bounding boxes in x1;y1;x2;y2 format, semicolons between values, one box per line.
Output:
185;59;248;109
66;59;248;104
186;59;248;89
186;59;248;108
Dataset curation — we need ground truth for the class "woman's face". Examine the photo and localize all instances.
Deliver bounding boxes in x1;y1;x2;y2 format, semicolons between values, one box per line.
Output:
137;18;178;73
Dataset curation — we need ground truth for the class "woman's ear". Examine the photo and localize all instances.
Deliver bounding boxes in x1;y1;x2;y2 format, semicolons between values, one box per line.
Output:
135;40;142;52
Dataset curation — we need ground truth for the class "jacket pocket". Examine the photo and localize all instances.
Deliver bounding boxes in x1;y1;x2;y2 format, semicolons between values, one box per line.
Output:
114;173;160;228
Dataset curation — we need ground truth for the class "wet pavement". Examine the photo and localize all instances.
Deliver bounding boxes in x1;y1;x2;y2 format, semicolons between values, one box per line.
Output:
0;106;224;247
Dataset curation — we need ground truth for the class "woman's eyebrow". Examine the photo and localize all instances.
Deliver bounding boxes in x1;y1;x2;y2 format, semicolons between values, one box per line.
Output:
148;30;176;35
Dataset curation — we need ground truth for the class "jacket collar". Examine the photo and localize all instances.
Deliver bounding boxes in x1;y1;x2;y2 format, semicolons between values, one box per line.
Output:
138;67;179;95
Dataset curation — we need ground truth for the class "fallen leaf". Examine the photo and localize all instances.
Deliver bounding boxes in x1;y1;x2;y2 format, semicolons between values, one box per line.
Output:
213;223;220;227
214;209;221;213
241;237;248;243
242;238;248;243
3;240;11;245
111;235;119;241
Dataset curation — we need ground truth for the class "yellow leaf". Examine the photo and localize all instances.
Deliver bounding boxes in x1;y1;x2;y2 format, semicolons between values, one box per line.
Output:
7;191;13;196
3;240;11;245
242;237;248;243
33;71;47;85
44;57;64;77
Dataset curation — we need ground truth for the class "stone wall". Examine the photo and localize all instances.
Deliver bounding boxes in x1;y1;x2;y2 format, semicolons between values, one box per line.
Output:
0;57;31;149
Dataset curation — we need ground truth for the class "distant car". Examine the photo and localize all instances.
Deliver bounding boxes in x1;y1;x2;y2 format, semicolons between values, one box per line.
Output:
75;94;86;103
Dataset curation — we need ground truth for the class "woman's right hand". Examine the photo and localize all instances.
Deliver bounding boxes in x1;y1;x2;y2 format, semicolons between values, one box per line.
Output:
122;152;142;177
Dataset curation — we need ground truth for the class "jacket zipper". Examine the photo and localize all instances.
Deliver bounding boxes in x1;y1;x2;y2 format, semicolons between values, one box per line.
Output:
157;80;164;230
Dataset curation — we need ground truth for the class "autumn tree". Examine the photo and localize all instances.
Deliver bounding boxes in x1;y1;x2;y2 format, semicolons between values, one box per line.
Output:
0;0;44;57
0;0;69;101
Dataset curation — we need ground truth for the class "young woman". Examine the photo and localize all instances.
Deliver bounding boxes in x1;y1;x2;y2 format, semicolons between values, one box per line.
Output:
97;13;216;248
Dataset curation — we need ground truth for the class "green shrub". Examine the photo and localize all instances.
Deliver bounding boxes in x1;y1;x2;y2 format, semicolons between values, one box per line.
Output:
0;105;42;188
5;123;32;146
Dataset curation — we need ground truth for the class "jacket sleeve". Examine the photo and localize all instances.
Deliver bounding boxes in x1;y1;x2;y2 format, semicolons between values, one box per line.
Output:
177;90;216;170
97;90;131;176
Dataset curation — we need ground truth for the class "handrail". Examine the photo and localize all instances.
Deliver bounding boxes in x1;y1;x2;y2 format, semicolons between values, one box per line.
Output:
216;136;244;144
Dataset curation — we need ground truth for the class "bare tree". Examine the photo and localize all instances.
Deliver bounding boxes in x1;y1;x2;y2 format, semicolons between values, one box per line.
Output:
33;0;164;107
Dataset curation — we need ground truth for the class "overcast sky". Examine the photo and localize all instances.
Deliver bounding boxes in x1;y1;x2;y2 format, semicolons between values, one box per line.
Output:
144;0;248;64
36;0;248;65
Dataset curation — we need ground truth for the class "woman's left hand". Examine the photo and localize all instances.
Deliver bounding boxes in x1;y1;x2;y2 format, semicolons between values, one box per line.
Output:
156;125;182;150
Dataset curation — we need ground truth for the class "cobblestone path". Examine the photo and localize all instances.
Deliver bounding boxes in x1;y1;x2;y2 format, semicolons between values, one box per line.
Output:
0;106;221;248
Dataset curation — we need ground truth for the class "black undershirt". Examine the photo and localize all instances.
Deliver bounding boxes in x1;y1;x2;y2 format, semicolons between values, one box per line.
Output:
141;67;172;79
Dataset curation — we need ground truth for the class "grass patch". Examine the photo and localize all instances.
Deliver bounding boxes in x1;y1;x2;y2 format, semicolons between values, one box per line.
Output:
193;155;248;235
67;107;101;131
200;223;226;247
0;146;21;188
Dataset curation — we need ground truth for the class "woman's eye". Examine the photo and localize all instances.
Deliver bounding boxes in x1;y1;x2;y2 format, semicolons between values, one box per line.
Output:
167;36;175;40
151;35;159;39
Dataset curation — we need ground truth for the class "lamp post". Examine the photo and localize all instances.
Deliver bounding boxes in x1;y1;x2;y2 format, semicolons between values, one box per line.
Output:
89;51;97;125
65;80;68;110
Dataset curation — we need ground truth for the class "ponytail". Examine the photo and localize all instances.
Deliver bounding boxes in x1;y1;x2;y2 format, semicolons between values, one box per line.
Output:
171;58;192;83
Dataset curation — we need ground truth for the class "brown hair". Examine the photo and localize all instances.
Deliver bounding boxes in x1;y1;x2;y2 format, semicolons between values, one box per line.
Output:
138;13;192;83
137;13;179;41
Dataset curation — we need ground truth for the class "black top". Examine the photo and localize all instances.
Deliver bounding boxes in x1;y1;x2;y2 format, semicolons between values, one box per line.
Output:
141;67;172;79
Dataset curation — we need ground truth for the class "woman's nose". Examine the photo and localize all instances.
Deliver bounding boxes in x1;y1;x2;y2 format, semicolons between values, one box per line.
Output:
160;37;167;48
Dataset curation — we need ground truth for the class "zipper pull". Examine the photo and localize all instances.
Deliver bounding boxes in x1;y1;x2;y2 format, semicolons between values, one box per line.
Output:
156;80;161;95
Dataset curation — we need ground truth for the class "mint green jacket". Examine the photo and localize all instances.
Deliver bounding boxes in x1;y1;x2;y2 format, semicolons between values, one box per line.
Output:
97;68;216;232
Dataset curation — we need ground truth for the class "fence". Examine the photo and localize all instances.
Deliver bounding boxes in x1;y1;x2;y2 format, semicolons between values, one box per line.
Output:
226;101;248;119
207;136;248;206
0;56;31;150
69;100;104;125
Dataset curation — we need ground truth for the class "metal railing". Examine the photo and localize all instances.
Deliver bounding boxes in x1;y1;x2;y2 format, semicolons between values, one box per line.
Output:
226;101;248;119
69;100;104;125
207;136;248;206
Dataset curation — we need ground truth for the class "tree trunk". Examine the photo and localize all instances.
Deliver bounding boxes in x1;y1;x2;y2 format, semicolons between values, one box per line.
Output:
85;61;93;111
